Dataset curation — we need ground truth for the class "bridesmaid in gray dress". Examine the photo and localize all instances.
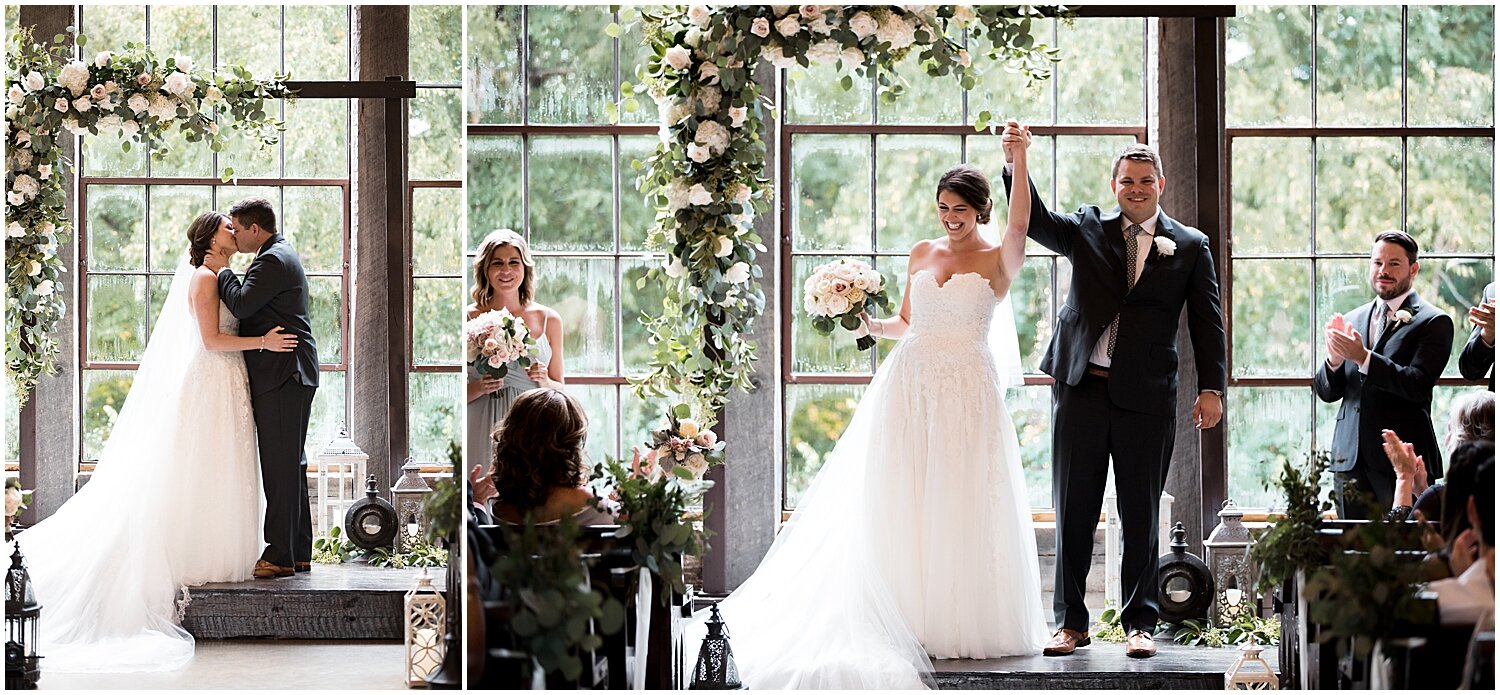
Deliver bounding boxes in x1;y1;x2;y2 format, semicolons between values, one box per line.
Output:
466;229;565;480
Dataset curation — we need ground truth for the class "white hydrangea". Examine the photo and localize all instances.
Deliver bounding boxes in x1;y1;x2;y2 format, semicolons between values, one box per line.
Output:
664;179;692;212
697;85;721;113
12;174;39;201
665;45;692;71
147;93;178;121
806;40;842;65
848;11;879;39
695;119;729;154
659;98;692;127
119;119;140;137
62;117;86;136
97;114;123;134
58;61;89;96
841;47;867;69
12;148;32;171
807;12;834;35
876;14;917;50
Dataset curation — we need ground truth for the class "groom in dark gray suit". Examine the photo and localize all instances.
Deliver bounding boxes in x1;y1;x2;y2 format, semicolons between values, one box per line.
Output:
1001;124;1227;658
210;197;320;579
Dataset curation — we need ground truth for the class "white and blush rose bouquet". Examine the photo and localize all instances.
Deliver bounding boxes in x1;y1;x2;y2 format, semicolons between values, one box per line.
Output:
464;309;539;396
803;257;894;350
644;405;725;481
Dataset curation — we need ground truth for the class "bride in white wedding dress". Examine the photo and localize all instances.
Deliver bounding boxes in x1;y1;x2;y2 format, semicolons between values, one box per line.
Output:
15;211;297;672
709;134;1049;689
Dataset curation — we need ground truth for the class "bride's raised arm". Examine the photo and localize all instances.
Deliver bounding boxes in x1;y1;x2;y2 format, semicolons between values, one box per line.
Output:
189;266;298;353
1000;124;1032;282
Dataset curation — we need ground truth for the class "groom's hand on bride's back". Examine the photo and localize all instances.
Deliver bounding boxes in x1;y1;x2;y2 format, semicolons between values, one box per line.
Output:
261;326;299;353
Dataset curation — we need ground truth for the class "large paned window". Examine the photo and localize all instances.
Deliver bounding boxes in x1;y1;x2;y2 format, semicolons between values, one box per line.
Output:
77;5;353;476
1225;5;1494;508
781;17;1150;509
467;6;666;464
408;5;464;465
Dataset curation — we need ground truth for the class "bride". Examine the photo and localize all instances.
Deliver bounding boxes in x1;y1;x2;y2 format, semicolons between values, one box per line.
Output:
15;211;297;672
710;132;1048;689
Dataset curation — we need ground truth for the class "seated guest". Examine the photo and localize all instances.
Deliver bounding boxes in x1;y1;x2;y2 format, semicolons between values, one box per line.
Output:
1384;391;1495;520
1316;230;1454;518
489;388;616;526
1427;451;1493;626
1459;282;1494;389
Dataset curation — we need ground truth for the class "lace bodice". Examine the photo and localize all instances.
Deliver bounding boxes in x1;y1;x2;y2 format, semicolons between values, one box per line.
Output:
904;270;1000;344
217;301;238;336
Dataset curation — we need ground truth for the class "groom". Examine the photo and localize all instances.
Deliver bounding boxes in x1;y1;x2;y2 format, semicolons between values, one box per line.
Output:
209;197;320;579
1001;124;1227;658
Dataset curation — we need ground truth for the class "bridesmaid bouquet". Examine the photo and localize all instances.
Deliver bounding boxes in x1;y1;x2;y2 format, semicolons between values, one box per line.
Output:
465;309;539;396
803;258;894;350
642;405;726;481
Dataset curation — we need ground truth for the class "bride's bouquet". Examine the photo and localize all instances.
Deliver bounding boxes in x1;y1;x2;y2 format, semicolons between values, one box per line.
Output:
464;309;539;394
803;258;894;350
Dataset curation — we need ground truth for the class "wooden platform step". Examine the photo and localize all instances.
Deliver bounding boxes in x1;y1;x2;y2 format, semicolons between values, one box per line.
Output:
933;640;1277;690
181;562;446;640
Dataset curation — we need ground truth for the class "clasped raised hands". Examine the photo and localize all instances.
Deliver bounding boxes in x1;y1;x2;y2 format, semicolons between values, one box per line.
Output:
1000;120;1033;163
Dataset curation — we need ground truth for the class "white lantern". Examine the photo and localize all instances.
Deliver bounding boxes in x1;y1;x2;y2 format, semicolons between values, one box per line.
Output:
391;458;433;553
404;568;446;687
1225;637;1280;689
314;427;368;538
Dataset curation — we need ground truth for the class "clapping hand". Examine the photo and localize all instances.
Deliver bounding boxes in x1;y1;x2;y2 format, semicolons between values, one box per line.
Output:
1381;428;1427;491
525;362;551;388
1324;314;1366;368
1470;297;1496;345
469;464;498;506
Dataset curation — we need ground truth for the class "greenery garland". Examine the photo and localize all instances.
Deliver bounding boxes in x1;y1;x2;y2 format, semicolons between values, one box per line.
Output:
5;26;293;405
627;5;1065;414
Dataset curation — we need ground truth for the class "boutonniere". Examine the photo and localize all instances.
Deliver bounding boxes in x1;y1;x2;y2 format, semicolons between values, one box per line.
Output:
1393;309;1413;325
1153;236;1176;257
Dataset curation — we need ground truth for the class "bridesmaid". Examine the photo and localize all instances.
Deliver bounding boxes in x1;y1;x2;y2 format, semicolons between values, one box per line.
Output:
466;229;565;469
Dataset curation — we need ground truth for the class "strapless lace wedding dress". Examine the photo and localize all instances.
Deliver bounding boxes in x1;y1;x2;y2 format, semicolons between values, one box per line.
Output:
17;263;263;672
709;269;1048;689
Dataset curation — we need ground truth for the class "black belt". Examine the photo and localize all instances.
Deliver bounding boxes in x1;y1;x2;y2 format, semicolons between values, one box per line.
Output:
1085;364;1110;379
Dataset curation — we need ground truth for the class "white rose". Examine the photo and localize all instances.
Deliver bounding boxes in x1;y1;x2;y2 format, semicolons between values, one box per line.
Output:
665;45;693;72
36;164;51;179
764;45;799;69
688;183;713;207
806;40;842;65
725;261;751;284
3;104;13;121
714;235;734;257
135;72;152;87
4;487;22;517
727;105;747;128
26;260;41;276
776;15;802;37
698;61;720;85
7;191;24;206
103;80;120;94
94;50;113;68
848;287;866;304
677;418;701;438
204;85;223;104
7;222;24;238
876;15;917;50
808;13;834;35
53;97;69;113
750;17;771;38
686;142;710;163
664;255;688;278
687;5;712;27
58;61;90;96
23;71;44;92
164;71;194;97
697;85;721;113
1153;236;1177;257
62;117;86;136
72;96;92;113
825;293;850;314
89;83;108;101
35;279;54;296
800;5;822;20
952;5;978;26
683;452;709;478
127;93;150;114
174;54;193;73
841;47;867;69
729;182;752;203
6;85;23;105
848;11;879;39
119;119;140;137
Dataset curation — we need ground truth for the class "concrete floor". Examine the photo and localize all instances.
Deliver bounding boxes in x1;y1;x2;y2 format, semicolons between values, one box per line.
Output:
39;640;408;690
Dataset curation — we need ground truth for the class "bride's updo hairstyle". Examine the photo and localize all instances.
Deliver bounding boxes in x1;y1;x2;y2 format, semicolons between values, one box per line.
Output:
936;164;993;225
186;211;230;267
491;388;589;512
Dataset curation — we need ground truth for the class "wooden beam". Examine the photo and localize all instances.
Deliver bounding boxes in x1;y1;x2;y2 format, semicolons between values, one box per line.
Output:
284;80;416;100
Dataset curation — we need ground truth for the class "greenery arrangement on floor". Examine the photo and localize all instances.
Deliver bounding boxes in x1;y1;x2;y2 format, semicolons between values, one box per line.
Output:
311;525;449;568
1090;605;1282;647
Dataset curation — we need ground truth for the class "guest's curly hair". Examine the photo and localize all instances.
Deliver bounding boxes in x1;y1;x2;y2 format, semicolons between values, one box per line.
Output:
186;211;229;267
1448;391;1495;447
491;388;589;512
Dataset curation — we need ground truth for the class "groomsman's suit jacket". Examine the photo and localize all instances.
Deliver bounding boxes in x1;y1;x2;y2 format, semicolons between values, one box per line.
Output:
219;233;320;395
1458;282;1495;390
1003;173;1228;415
1314;293;1452;482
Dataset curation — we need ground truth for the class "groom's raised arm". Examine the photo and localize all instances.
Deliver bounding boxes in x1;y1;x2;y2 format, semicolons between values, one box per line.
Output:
218;253;288;320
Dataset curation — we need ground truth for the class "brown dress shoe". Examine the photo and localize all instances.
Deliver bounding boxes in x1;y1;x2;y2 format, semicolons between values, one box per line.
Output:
1042;628;1091;656
295;562;312;573
253;560;294;578
1125;629;1157;658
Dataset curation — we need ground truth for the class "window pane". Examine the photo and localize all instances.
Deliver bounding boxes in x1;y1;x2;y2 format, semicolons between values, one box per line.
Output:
785;383;867;508
84;133;147;178
1231;138;1312;255
527;6;613;124
1057;18;1143;125
151;128;214;178
216;5;282;80
309;276;344;364
149;186;212;271
214;185;281;221
1407;5;1494;127
466;4;522;124
1314;258;1372;336
409;372;461;462
1056;135;1136;213
87;185;146;271
878;54;960;125
150;5;212;68
619;9;656;126
787;64;873;125
621;257;667;375
217;126;280;180
1009;384;1055;509
306;371;348;463
1314;137;1400;255
87;275;148;362
413;187;464;276
564;383;617;467
1408;138;1494;254
283;186;345;274
967;134;1058;256
1232;259;1311;377
284;5;349;80
1011;258;1055;375
1415;258;1494;378
83;370;135;460
875;135;961;253
620;387;659;462
1227;387;1313;510
413;278;462;366
619;136;657;251
1315;5;1401;126
1226;5;1313;127
871;254;909;362
528;136;613;252
791;255;871;374
80;5;145;52
284;100;349;178
971;24;1053;126
792;135;871;252
411;89;463;181
467;136;523;246
147;274;172;337
534;256;615;375
411;5;462;84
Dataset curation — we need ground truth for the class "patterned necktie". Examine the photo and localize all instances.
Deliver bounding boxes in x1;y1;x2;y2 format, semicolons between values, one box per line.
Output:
1107;223;1146;359
1375;301;1391;344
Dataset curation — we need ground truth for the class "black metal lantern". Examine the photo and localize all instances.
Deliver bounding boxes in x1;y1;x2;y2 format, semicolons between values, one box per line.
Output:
6;541;41;690
1205;499;1257;626
690;604;744;690
345;474;398;550
1216;574;1251;625
1157;522;1215;624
